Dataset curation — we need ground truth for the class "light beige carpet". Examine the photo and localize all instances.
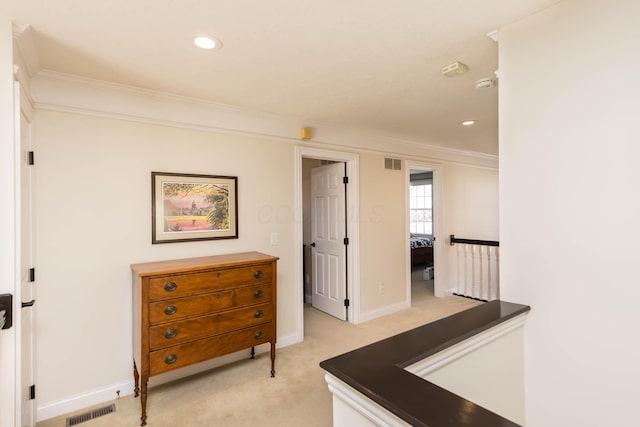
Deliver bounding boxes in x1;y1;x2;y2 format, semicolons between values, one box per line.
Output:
38;271;480;427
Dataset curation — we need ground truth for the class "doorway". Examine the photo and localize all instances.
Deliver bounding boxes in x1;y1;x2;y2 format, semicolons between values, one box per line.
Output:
406;162;445;304
408;167;435;304
294;147;360;342
307;161;347;320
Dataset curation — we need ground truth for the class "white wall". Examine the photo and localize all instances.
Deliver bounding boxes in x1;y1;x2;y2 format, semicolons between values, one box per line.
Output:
33;111;297;411
442;164;499;294
410;314;526;425
359;153;407;314
360;158;499;313
28;71;501;419
499;0;640;425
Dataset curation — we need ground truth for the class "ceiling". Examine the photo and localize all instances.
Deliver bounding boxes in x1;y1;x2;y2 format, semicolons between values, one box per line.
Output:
2;0;561;155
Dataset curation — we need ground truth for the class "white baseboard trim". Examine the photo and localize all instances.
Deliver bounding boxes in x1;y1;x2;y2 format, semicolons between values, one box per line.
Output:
358;300;410;323
276;331;301;349
37;379;134;422
37;332;301;422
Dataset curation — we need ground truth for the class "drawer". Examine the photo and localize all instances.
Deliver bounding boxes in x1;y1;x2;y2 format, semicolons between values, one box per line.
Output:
149;303;273;350
148;283;272;324
148;264;273;300
149;324;274;375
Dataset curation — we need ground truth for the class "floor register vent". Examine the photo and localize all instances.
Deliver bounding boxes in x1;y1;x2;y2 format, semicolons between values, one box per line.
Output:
66;403;115;426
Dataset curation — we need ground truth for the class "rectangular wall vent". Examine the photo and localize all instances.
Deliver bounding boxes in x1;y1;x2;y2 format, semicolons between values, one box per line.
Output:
384;158;402;170
66;404;115;426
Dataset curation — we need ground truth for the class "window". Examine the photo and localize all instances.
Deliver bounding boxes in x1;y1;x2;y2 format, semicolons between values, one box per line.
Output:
410;183;432;235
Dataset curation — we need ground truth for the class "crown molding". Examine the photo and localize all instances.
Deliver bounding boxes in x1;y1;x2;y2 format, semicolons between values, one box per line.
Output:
13;23;41;79
31;70;498;168
12;23;40;105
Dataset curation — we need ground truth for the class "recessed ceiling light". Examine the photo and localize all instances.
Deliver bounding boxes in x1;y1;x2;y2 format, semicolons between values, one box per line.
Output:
461;120;477;126
194;35;222;50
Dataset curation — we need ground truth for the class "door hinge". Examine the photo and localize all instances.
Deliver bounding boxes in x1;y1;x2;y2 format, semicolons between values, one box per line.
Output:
343;176;349;184
344;299;350;307
29;384;36;400
29;268;35;282
28;151;34;166
343;237;349;245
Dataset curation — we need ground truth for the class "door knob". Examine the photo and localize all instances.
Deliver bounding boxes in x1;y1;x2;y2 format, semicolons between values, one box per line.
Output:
310;242;316;247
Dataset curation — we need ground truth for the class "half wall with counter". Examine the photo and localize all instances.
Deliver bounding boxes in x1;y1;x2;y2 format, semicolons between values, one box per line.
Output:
320;300;530;426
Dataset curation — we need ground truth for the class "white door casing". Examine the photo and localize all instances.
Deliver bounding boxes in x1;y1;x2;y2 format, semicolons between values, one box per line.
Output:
311;163;347;320
18;81;36;426
0;19;17;427
294;146;360;343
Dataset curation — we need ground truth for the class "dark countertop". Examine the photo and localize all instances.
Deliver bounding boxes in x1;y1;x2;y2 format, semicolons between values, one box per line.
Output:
320;300;530;427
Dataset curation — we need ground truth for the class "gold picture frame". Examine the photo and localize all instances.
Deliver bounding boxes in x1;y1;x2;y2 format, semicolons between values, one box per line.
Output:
151;172;238;243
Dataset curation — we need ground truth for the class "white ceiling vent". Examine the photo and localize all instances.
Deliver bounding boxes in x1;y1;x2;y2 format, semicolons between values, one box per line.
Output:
384;158;402;171
441;61;468;77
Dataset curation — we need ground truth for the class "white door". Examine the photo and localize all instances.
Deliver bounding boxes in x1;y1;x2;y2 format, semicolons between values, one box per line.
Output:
311;163;347;320
18;83;36;426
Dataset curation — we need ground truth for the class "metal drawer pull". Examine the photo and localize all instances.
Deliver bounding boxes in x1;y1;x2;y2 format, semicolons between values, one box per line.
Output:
164;305;177;315
164;282;177;292
254;331;264;340
216;314;222;320
254;310;264;319
164;329;178;339
253;289;263;298
215;292;221;299
165;354;177;364
253;270;263;279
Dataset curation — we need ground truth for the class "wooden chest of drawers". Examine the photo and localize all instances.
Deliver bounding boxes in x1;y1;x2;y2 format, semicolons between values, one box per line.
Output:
131;252;278;426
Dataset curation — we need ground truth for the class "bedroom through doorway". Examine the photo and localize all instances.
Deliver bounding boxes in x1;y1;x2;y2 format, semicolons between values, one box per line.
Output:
408;167;436;305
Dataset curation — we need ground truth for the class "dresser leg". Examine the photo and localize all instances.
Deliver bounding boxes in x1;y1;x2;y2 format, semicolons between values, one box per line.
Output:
270;341;276;377
133;360;140;398
140;378;148;426
250;346;255;359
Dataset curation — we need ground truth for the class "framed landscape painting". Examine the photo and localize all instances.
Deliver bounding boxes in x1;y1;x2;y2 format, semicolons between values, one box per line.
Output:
152;172;238;243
